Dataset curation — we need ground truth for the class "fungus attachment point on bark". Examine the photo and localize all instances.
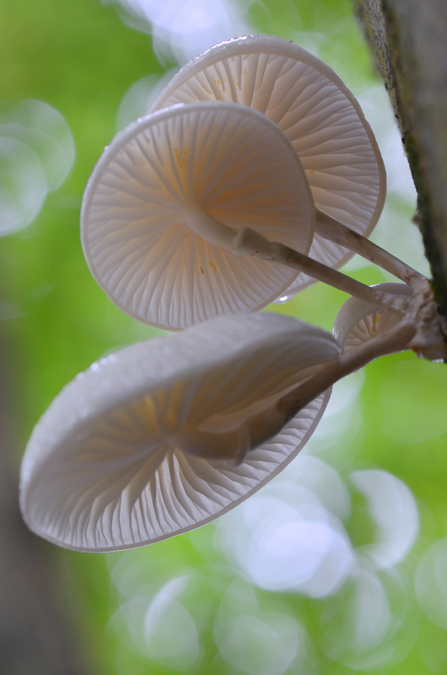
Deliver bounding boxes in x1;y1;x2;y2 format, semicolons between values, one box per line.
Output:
151;34;386;299
333;283;413;352
81;101;314;330
333;281;447;362
20;313;341;552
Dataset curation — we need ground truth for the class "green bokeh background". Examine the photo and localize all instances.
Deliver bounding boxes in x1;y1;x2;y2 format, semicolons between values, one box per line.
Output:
1;0;447;673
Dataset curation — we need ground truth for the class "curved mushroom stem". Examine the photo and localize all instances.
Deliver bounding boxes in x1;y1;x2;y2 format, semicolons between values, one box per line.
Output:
233;227;408;313
185;207;413;312
276;319;417;426
315;209;424;287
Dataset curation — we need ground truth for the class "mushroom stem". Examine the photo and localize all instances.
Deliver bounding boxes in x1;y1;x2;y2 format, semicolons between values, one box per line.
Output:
173;402;289;465
276;319;417;425
315;209;424;286
233;227;408;313
184;205;238;250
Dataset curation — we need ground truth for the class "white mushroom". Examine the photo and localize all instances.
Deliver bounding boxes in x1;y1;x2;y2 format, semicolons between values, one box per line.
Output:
20;312;340;552
81;101;314;330
150;34;387;298
333;283;413;352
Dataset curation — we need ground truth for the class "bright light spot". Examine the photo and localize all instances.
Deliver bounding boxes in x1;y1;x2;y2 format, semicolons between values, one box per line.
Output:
112;571;201;669
0;99;75;192
358;87;416;202
416;538;447;630
253;517;333;586
215;581;303;675
144;577;199;670
356;87;430;277
116;70;178;131
219;484;353;597
217;613;299;675
382;128;416;201
109;0;252;64
0;138;47;235
321;562;391;668
350;469;419;569
157;0;234;64
291;31;327;58
284;454;351;522
0;100;75;235
374;201;431;279
321;562;417;669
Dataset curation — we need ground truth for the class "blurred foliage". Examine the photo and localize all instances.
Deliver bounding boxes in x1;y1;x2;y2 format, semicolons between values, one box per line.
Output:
1;0;447;673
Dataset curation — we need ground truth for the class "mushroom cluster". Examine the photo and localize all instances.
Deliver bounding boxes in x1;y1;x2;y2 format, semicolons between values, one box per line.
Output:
81;34;387;330
20;35;447;552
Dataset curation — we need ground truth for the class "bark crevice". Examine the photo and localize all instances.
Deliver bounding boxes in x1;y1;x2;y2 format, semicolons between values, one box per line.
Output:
354;0;447;315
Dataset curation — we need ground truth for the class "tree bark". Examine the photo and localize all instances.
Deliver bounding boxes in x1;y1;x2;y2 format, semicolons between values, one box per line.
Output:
0;337;89;675
353;0;447;315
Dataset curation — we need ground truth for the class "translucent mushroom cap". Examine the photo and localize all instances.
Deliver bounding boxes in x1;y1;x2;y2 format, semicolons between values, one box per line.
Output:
151;34;386;299
333;282;412;351
20;312;340;552
81;101;314;330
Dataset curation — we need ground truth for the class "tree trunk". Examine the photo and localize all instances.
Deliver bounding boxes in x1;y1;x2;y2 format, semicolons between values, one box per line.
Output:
0;337;89;675
353;0;447;315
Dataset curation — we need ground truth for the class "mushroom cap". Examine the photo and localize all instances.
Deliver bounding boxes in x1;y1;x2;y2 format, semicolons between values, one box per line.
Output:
333;282;412;351
20;312;340;552
151;34;386;299
81;101;314;330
